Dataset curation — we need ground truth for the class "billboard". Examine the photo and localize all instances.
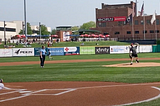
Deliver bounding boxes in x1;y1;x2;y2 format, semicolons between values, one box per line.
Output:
48;48;64;55
80;47;95;54
13;48;34;56
97;16;126;22
95;47;110;54
110;46;130;54
139;45;152;53
63;31;70;41
64;47;80;55
0;49;12;57
34;48;48;56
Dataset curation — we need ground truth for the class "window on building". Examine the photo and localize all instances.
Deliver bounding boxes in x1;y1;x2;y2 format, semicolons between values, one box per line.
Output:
156;19;159;25
155;30;159;33
127;31;131;34
147;20;151;25
135;31;139;34
118;21;124;26
99;22;106;27
0;27;16;32
143;30;147;34
115;32;120;34
150;30;154;33
135;20;139;25
141;20;144;25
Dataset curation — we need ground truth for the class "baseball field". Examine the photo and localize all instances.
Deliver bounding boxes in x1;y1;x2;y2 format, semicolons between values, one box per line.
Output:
0;52;160;106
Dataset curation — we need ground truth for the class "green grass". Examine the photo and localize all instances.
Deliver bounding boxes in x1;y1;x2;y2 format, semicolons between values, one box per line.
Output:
1;53;160;106
0;41;130;48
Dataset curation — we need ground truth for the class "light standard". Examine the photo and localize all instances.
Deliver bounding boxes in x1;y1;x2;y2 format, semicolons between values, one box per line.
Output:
4;21;6;45
39;22;41;43
24;0;27;40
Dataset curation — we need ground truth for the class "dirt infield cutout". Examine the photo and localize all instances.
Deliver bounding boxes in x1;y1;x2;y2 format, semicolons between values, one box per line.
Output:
103;62;160;67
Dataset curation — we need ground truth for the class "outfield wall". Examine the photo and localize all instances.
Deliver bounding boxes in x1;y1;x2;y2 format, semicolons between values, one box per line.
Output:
0;45;159;57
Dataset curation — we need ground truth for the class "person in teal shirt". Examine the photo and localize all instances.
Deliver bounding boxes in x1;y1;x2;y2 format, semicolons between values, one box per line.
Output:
40;46;46;67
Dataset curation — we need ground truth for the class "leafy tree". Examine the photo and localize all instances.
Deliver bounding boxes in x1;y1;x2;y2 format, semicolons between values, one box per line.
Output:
71;26;79;35
37;24;50;35
80;21;96;30
51;29;56;35
19;22;32;35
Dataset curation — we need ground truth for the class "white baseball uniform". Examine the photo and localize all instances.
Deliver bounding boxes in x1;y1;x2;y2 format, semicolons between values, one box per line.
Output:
0;83;4;90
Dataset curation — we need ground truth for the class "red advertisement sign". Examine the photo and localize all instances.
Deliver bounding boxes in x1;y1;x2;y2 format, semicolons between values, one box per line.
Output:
97;16;126;22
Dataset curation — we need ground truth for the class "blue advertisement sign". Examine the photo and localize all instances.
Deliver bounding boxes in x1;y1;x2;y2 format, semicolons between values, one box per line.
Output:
34;48;48;56
48;48;64;56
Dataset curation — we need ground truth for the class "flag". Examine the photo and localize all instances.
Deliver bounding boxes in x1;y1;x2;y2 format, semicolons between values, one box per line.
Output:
125;14;132;24
151;12;156;24
140;3;144;16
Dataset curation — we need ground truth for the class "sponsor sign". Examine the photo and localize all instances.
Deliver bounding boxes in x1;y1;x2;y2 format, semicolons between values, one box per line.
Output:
0;49;12;57
110;46;130;54
97;16;126;22
80;47;95;54
63;31;70;41
140;45;152;53
48;48;64;55
95;47;110;54
13;48;34;56
34;48;48;56
64;47;80;55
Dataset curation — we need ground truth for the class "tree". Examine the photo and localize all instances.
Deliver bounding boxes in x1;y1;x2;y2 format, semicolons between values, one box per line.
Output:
80;21;96;30
71;26;80;35
38;24;50;35
19;22;32;35
51;29;56;35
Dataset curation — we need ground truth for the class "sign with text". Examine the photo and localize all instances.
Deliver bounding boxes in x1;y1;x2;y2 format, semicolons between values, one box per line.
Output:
80;47;95;54
95;47;110;54
110;46;130;54
0;49;12;57
97;16;126;22
13;48;34;56
48;48;64;55
64;47;80;55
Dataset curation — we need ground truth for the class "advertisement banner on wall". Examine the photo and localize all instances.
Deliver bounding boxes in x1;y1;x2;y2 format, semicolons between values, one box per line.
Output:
140;45;152;53
64;47;80;55
97;16;126;22
48;48;64;55
0;49;12;57
80;47;95;54
34;48;48;56
13;48;34;56
34;48;41;56
95;47;110;54
110;46;130;54
63;31;70;41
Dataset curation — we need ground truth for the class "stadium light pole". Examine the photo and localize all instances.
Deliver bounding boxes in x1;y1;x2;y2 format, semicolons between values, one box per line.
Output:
4;21;6;45
39;22;41;44
24;0;27;40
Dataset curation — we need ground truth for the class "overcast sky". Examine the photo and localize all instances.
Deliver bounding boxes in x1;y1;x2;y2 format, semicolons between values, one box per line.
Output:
0;0;160;29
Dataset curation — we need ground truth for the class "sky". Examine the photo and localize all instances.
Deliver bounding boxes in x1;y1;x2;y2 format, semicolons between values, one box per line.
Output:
0;0;160;29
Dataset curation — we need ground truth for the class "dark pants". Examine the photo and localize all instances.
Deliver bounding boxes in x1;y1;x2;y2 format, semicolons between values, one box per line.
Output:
40;55;45;66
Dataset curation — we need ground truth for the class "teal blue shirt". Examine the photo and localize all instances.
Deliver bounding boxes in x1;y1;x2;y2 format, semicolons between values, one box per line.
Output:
40;49;46;55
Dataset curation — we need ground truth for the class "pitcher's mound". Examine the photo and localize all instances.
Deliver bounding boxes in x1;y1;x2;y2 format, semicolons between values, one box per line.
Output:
103;62;160;67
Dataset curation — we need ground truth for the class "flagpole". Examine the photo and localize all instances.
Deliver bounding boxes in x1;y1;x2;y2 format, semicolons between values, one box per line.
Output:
143;1;145;40
155;10;157;40
132;4;134;40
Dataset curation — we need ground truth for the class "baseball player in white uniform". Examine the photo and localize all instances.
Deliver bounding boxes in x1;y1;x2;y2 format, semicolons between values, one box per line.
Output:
0;79;4;90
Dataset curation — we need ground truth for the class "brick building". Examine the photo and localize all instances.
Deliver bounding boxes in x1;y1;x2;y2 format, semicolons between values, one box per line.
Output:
94;1;160;40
